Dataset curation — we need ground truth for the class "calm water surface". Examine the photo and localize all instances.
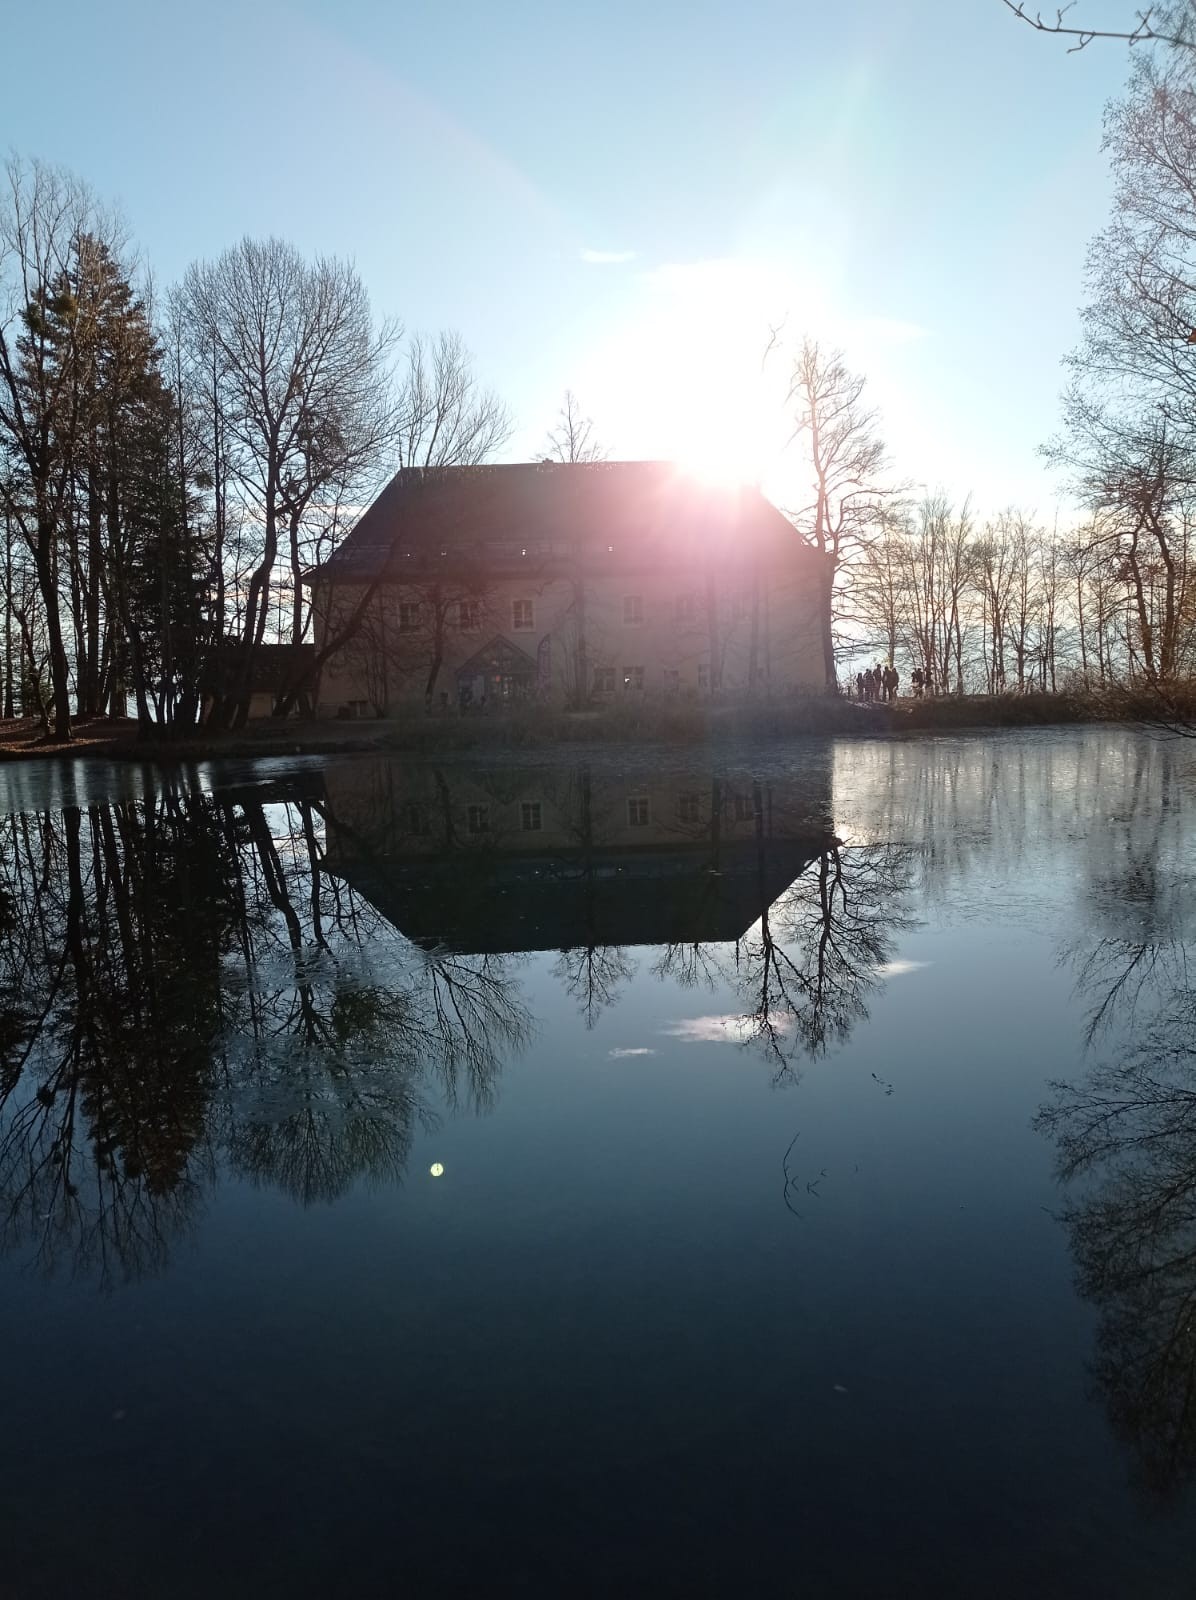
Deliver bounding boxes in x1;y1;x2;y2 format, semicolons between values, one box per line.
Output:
2;729;1195;1597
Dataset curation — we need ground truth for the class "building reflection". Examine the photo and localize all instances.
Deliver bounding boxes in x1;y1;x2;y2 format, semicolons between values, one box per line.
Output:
0;754;913;1285
320;758;835;954
322;757;913;1076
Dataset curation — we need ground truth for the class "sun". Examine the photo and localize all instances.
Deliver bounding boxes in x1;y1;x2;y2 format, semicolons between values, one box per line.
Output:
672;418;770;491
579;256;802;494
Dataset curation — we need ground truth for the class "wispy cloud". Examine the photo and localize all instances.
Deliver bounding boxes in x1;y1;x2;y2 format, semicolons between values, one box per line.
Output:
608;1046;657;1058
580;246;636;265
660;1014;774;1044
875;959;930;979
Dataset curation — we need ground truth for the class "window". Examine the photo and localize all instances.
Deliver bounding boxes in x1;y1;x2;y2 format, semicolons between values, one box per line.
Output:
398;601;422;632
623;666;644;692
593;665;616;694
663;668;680;692
458;598;482;631
467;804;490;835
512;598;535;632
521;801;543;832
734;792;760;823
627;795;650;827
623;595;643;625
674;594;696;623
697;662;710;691
403;802;430;836
678;792;701;824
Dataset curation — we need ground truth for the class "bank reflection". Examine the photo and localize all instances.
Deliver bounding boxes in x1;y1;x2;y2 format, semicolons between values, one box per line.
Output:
1038;758;1196;1500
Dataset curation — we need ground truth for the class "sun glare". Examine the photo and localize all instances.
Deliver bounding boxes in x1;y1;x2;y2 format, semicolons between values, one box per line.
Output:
674;445;760;492
581;256;805;498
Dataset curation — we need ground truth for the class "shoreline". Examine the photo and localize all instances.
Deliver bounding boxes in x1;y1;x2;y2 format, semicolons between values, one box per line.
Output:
0;691;1178;767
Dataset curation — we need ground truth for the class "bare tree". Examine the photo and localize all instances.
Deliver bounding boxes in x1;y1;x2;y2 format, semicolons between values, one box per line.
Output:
903;495;978;694
545;390;607;463
783;338;896;687
1054;395;1195;684
1043;44;1196;693
179;238;401;727
396;330;511;470
853;511;910;668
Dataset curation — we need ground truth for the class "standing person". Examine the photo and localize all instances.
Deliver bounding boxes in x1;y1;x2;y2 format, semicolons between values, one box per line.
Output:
886;664;899;703
857;670;868;702
911;666;923;699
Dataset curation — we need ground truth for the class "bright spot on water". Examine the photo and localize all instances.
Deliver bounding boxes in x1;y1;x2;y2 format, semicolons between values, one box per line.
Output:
430;1162;444;1178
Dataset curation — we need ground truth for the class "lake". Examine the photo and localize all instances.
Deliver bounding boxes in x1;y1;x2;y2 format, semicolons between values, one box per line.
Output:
2;728;1195;1597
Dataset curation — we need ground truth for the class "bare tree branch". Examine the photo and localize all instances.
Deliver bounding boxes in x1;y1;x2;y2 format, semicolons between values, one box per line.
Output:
545;389;607;463
1001;0;1196;53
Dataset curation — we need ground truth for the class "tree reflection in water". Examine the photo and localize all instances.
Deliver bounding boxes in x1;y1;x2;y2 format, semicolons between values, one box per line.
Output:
0;757;920;1285
0;783;529;1284
1039;935;1196;1498
734;834;917;1078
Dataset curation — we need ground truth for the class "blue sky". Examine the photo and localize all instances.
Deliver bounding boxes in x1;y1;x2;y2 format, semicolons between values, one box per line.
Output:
4;0;1135;513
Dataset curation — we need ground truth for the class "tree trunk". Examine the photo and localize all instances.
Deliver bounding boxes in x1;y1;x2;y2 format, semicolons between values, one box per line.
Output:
819;558;836;689
2;509;13;719
35;526;72;739
85;463;103;717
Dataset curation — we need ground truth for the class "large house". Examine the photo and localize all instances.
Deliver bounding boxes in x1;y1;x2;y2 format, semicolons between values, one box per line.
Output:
307;461;829;716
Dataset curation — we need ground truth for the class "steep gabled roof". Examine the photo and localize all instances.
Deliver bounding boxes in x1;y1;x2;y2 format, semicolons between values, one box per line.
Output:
329;838;825;954
311;461;811;582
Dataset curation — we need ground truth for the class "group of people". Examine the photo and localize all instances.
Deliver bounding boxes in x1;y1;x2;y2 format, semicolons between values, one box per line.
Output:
854;663;900;703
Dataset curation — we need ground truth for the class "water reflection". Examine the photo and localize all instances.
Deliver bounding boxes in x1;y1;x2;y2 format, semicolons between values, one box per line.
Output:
0;755;905;1282
0;776;529;1283
321;758;911;1076
1038;961;1196;1499
1036;746;1196;1500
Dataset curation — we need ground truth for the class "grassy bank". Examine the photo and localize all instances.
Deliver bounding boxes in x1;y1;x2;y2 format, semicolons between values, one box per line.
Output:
3;686;1193;766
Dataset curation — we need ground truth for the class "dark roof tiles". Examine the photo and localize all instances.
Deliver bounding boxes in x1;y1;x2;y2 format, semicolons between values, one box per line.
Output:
312;461;811;581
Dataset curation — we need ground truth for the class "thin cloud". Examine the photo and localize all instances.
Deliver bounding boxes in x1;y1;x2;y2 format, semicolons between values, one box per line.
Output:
580;247;636;265
875;959;930;979
661;1014;784;1044
608;1046;657;1058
